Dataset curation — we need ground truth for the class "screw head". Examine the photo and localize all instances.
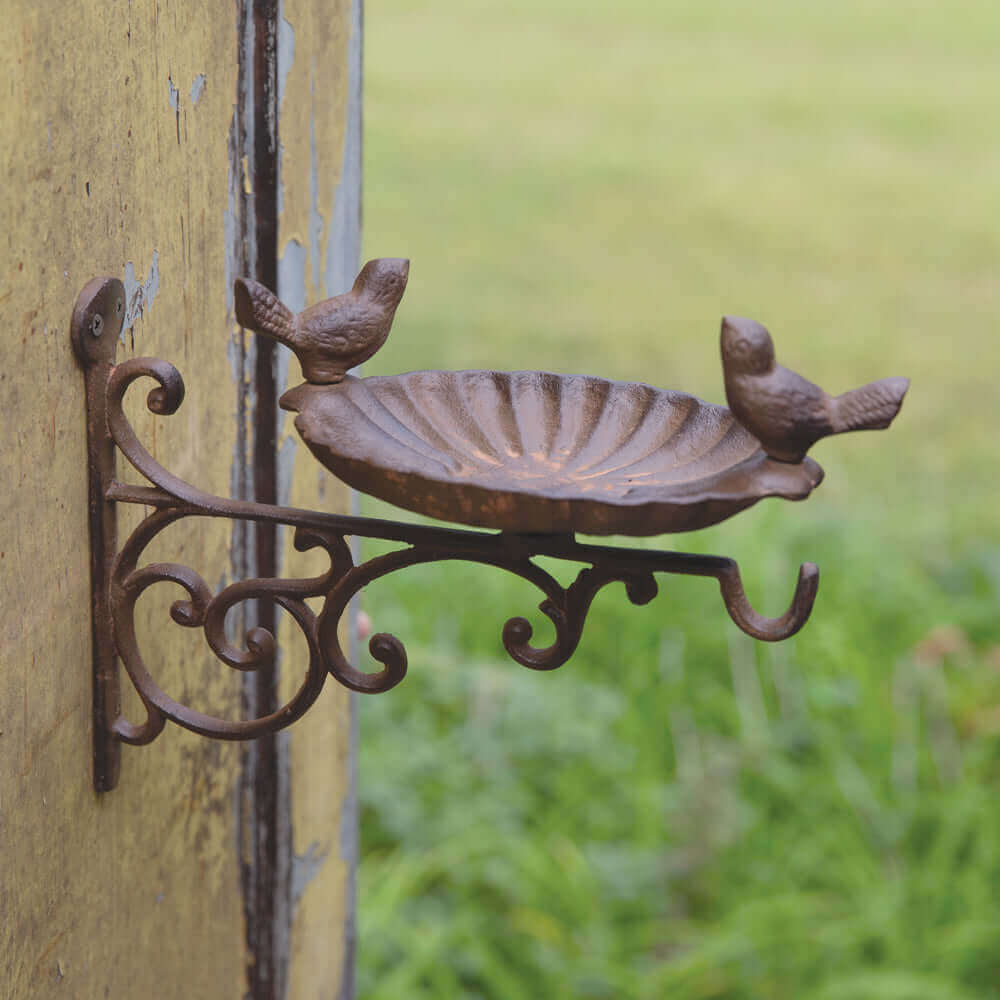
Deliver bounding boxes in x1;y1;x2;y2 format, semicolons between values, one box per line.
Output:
71;277;126;366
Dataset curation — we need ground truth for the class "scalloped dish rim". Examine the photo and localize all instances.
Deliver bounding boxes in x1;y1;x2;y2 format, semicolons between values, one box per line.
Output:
280;370;825;536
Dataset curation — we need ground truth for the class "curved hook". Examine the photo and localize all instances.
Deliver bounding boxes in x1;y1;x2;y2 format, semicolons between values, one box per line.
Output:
716;561;819;641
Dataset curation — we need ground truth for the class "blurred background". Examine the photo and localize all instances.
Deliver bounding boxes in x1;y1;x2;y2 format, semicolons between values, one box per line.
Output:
356;1;1000;996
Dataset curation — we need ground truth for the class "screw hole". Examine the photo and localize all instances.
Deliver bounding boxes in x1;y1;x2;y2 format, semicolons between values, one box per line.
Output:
116;298;123;315
90;314;104;337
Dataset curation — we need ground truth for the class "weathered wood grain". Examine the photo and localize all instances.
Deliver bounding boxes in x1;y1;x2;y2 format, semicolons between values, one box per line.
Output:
0;2;359;996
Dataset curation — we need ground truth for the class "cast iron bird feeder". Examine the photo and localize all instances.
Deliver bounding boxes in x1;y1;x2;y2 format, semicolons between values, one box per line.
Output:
73;260;908;791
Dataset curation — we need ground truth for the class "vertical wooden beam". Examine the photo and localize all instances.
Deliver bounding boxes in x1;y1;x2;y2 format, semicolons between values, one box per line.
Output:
236;2;361;995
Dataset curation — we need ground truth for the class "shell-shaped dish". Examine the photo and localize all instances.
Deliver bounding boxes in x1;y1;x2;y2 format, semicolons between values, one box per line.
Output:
280;371;824;536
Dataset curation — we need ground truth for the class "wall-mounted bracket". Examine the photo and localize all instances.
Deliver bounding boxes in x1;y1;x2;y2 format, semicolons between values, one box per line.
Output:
72;272;851;792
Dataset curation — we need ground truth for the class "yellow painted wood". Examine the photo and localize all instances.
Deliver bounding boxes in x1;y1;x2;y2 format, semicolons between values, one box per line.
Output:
1;3;251;995
276;2;361;995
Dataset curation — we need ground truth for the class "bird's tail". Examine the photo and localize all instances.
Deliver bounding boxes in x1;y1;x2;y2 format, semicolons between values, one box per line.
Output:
234;278;296;348
831;376;910;433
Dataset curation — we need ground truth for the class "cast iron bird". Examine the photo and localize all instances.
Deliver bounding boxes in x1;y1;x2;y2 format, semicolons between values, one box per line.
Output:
234;258;410;384
720;316;909;463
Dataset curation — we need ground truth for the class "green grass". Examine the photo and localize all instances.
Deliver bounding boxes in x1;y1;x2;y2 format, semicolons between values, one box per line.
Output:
357;1;1000;996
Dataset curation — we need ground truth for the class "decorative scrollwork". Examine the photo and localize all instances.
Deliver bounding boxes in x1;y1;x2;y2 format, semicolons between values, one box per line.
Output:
312;549;657;692
310;541;814;692
108;507;339;744
502;565;658;669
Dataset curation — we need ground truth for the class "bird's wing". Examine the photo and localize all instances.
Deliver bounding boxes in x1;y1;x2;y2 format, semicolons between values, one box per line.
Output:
299;298;383;356
764;366;832;434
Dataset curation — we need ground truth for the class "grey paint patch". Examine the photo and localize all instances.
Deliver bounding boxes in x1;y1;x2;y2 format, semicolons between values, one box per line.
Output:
276;5;296;219
223;180;239;314
277;7;295;110
121;250;160;342
276;238;307;562
309;116;323;294
325;0;363;301
290;840;331;916
191;73;207;105
168;74;182;144
277;237;307;419
278;238;308;313
277;435;298;509
275;434;296;576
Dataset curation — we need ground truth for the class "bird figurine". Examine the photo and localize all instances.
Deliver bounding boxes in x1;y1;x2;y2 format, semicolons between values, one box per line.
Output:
234;257;410;384
720;316;909;463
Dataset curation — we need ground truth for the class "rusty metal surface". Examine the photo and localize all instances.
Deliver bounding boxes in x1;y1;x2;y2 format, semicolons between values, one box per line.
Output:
282;370;824;535
70;276;127;792
73;273;821;791
721;315;909;463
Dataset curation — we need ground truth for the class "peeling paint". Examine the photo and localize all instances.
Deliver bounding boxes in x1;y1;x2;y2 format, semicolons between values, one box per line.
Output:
277;434;298;505
277;237;307;419
276;7;296;220
191;73;207;105
121;249;160;341
276;237;307;555
290;840;330;915
277;9;295;110
309;116;323;294
324;0;362;301
275;431;298;563
278;238;308;314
